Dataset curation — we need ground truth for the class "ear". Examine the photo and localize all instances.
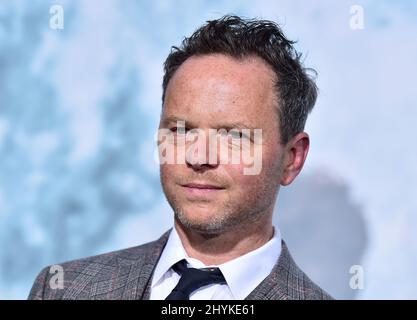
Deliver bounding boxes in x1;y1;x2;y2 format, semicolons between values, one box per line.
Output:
280;132;310;186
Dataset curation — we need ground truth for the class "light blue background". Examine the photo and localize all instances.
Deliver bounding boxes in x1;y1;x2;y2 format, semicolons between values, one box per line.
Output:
0;0;416;299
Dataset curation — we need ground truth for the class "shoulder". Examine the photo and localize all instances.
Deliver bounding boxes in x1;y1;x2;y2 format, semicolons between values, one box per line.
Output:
28;230;171;300
291;265;334;300
278;241;334;300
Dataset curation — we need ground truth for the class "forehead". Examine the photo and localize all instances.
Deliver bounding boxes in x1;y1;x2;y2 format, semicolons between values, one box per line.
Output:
162;54;278;128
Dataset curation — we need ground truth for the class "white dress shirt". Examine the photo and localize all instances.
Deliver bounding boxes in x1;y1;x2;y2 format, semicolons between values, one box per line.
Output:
149;226;282;300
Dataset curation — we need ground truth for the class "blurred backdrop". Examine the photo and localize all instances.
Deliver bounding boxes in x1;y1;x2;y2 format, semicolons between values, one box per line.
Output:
0;0;416;299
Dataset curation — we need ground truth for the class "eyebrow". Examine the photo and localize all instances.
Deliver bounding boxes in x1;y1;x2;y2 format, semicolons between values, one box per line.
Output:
162;116;256;130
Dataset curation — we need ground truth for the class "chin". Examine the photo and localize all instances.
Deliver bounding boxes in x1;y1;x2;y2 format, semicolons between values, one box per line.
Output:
182;206;218;222
175;207;229;234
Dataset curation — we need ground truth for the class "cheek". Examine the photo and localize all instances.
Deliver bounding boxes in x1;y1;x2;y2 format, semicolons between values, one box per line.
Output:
228;143;281;176
160;164;175;184
262;139;284;174
225;163;264;189
226;147;282;189
160;164;189;190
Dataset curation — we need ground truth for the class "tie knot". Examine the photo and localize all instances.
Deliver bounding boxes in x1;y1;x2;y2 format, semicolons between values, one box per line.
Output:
165;259;226;300
173;259;222;275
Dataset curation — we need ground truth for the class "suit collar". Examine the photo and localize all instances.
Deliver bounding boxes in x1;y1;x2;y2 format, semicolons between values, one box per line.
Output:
123;230;171;300
149;226;282;300
136;229;302;300
111;230;312;300
245;240;307;300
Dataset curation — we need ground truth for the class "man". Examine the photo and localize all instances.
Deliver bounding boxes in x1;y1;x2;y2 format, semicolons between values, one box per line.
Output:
29;15;333;300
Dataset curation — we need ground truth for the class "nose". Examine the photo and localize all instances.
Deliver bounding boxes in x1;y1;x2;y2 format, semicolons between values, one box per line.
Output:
185;129;218;171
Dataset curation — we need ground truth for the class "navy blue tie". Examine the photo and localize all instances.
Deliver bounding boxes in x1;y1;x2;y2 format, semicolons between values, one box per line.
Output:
165;259;226;300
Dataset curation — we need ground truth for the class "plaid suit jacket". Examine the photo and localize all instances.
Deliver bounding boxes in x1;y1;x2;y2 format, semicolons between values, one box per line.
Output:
28;229;333;300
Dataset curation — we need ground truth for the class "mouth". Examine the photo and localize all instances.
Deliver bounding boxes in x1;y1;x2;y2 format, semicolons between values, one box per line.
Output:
180;182;225;197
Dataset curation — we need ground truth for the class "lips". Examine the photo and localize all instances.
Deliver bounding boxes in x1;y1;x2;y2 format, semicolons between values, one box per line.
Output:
180;182;225;197
182;183;224;189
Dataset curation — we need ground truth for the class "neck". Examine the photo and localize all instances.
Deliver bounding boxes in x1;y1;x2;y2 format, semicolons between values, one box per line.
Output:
174;212;274;266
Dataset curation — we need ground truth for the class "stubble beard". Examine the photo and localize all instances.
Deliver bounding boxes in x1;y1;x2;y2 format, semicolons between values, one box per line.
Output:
162;181;277;236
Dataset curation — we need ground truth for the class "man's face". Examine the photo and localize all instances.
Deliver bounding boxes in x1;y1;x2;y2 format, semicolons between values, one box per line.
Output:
159;54;285;234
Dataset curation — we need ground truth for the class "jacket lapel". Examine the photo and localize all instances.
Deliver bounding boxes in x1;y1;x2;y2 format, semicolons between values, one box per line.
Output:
130;235;309;300
245;240;307;300
124;230;171;300
82;229;171;300
82;231;322;300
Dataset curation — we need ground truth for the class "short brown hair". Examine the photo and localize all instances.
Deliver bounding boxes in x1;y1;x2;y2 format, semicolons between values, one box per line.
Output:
162;15;318;144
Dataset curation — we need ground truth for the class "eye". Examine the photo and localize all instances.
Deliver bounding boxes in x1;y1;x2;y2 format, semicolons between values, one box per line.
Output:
169;126;187;134
228;129;243;139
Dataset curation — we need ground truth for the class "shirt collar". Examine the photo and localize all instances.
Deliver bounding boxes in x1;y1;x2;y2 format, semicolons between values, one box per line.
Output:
217;228;281;299
151;226;190;288
151;226;282;299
